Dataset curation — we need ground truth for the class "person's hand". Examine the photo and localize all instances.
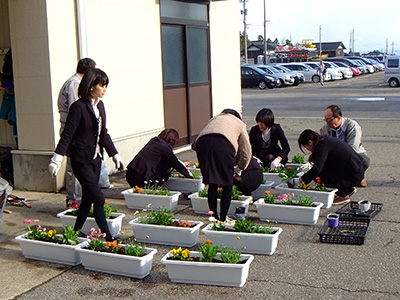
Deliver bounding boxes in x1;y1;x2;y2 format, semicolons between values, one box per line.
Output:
270;158;282;171
233;165;242;176
49;153;63;177
112;154;124;171
288;177;300;187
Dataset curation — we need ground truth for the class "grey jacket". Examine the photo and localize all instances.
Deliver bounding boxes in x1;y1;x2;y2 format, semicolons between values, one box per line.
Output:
320;117;367;155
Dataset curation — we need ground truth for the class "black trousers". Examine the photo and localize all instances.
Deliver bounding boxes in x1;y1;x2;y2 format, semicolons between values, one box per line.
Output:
71;157;113;241
208;183;232;222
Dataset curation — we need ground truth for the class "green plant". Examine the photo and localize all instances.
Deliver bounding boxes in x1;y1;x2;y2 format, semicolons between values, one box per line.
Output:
278;166;298;183
233;216;274;234
125;241;147;257
69;200;117;219
138;205;174;226
86;228;106;252
314;177;328;191
296;195;315;206
262;165;282;173
140;180;170;196
276;193;296;205
106;240;121;254
292;154;305;164
198;185;242;200
199;240;219;262
24;219;44;240
264;191;276;204
211;222;227;231
219;246;243;264
62;224;80;245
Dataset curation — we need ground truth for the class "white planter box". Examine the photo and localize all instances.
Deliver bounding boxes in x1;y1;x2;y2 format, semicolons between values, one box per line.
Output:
76;244;157;279
121;189;181;211
161;251;254;287
202;224;282;255
128;218;203;247
275;183;337;209
164;177;205;194
251;181;274;200
15;233;85;265
263;173;283;187
56;209;125;237
188;193;251;217
254;199;323;225
285;163;306;169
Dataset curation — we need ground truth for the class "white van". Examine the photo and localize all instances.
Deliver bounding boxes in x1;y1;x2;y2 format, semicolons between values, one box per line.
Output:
384;56;400;87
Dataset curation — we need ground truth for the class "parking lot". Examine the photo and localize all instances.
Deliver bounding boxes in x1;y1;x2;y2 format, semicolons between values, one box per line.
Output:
1;71;400;299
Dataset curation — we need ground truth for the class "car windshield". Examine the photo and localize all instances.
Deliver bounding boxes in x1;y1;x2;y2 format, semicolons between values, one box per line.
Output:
306;63;318;70
331;62;339;68
266;66;279;74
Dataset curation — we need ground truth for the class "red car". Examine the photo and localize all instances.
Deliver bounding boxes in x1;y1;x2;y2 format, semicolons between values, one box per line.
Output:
333;61;361;76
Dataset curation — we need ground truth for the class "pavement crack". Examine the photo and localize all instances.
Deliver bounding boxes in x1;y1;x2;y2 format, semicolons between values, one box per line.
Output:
252;279;399;297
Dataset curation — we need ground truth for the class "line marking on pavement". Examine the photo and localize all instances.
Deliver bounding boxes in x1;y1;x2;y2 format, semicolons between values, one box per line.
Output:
356;97;385;101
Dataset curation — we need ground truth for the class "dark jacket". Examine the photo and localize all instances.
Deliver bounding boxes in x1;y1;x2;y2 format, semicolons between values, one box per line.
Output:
55;99;118;163
301;135;365;189
127;137;191;183
249;124;290;161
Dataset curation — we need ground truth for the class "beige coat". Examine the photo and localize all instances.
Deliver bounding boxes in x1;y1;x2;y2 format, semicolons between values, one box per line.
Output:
196;113;252;170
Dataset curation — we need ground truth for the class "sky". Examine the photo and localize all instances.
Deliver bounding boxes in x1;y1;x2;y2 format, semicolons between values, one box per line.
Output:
238;0;400;54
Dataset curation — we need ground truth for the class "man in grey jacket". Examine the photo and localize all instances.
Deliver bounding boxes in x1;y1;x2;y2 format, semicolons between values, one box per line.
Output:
320;105;369;187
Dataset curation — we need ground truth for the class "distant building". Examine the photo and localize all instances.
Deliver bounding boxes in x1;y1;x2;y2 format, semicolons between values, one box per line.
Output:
312;42;346;57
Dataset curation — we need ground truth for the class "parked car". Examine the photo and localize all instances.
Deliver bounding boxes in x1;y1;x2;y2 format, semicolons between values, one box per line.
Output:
279;62;324;83
272;64;304;86
305;61;342;81
384;56;400;87
332;61;361;76
241;65;278;89
345;57;375;73
323;57;364;74
364;58;385;71
253;65;295;87
324;61;352;79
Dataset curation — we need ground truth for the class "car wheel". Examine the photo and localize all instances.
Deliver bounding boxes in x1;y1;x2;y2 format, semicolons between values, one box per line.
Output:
276;79;284;88
258;81;267;89
389;78;399;88
293;78;300;86
312;75;320;83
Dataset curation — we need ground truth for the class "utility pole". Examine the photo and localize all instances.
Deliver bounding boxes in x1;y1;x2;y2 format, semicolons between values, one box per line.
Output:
319;25;322;57
392;41;395;55
352;29;355;55
241;0;248;64
263;0;270;64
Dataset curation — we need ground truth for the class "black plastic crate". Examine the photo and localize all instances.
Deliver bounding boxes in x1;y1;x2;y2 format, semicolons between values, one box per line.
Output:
335;201;383;219
318;217;371;245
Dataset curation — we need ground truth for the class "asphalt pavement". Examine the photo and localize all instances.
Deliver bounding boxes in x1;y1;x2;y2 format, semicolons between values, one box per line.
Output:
1;72;399;300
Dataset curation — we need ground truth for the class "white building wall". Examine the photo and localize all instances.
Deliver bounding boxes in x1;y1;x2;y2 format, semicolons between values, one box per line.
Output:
209;0;241;116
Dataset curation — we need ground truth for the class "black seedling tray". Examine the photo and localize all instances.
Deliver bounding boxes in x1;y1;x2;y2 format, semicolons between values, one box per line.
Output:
318;217;371;245
335;201;383;219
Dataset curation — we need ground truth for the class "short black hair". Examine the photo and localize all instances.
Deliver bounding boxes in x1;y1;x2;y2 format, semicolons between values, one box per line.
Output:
76;58;96;74
221;108;242;119
255;108;274;127
326;105;342;118
78;68;109;102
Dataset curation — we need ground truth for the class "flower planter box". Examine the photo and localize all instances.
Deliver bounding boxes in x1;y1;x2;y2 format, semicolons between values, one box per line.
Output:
163;177;205;194
15;233;85;265
128;218;203;247
285;163;306;169
121;189;181;211
202;224;282;255
188;193;251;217
251;181;274;200
263;173;283;187
188;167;202;176
275;183;337;209
76;243;157;278
254;199;324;225
56;209;125;237
161;251;254;287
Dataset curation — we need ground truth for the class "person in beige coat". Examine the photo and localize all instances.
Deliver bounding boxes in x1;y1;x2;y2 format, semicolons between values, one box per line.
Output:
194;109;252;222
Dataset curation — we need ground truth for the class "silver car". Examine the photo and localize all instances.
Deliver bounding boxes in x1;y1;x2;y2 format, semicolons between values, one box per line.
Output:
254;65;295;87
280;62;326;83
272;64;304;86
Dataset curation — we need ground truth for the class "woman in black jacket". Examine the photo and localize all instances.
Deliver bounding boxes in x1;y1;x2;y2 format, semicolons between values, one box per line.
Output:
249;108;290;169
126;128;193;188
49;68;124;242
296;129;365;205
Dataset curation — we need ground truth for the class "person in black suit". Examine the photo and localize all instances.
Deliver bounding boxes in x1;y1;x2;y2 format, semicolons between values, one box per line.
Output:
295;129;365;205
249;108;290;170
49;68;124;241
126;128;193;188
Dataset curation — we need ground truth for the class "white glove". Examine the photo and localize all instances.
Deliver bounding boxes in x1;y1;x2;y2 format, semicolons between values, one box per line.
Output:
288;178;300;186
234;165;242;176
49;153;63;177
112;154;124;171
270;158;282;171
